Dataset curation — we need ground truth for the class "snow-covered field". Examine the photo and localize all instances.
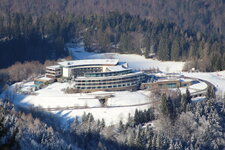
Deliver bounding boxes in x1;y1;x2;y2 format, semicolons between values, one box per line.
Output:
13;82;150;108
2;43;225;126
182;71;225;97
67;43;185;73
7;81;151;125
8;77;209;125
53;104;150;126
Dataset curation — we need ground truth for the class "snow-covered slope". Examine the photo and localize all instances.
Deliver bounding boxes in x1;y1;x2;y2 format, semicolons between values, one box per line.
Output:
182;71;225;96
4;43;225;126
10;82;151;125
68;44;185;73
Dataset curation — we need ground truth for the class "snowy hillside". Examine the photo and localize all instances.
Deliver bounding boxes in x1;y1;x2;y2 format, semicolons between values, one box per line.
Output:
2;43;225;126
182;71;225;96
9;81;152;125
67;43;185;73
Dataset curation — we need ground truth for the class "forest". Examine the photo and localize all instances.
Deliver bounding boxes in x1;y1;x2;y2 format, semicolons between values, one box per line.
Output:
0;13;70;69
0;1;225;149
1;85;225;149
0;0;224;38
0;0;224;71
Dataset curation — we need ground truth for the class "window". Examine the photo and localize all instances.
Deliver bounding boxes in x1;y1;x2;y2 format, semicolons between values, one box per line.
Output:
166;83;177;88
181;84;187;87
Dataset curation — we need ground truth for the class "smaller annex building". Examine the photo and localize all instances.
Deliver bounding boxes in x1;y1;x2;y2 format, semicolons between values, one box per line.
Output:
46;65;62;78
43;59;145;92
34;77;55;89
141;78;196;89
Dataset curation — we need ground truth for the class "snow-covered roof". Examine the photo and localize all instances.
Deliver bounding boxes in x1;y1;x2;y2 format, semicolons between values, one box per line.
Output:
76;71;143;80
179;78;194;82
118;62;128;67
35;77;54;81
106;66;128;72
188;82;207;90
46;65;61;70
58;59;119;67
157;78;194;82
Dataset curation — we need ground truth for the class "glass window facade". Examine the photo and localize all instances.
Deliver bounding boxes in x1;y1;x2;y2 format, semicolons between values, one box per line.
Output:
85;70;132;77
74;73;145;91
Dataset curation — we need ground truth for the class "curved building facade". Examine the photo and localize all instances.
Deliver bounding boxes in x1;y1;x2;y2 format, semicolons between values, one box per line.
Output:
45;59;145;92
74;71;145;92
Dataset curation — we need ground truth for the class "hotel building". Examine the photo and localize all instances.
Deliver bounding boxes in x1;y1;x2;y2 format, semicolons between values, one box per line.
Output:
46;65;62;78
44;59;145;92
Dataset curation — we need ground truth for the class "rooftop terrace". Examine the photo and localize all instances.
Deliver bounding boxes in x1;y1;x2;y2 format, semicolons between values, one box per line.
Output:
58;59;119;67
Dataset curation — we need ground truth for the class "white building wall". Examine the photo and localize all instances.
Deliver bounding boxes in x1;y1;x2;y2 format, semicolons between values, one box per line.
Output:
62;68;71;77
102;66;108;72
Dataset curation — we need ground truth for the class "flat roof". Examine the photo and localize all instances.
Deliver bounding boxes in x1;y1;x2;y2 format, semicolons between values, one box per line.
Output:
75;71;143;80
157;78;195;82
35;76;54;82
46;65;61;70
106;66;127;72
58;59;119;67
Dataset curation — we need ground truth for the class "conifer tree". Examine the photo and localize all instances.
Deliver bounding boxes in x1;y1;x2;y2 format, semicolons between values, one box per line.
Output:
127;129;136;147
158;37;170;60
0;107;5;138
126;113;134;128
160;94;174;120
119;120;124;133
100;119;105;129
171;38;180;60
186;88;192;104
175;88;182;114
156;133;162;149
206;85;216;99
134;109;140;125
160;93;168;117
167;96;175;120
134;125;142;147
181;88;191;112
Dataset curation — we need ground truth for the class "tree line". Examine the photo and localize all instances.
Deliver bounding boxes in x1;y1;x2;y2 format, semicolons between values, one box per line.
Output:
1;86;224;149
0;13;72;69
0;0;224;39
81;13;225;72
0;1;224;72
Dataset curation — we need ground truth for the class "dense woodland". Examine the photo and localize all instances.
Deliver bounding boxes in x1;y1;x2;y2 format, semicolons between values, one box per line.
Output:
1;87;225;149
0;13;69;69
0;0;225;71
0;0;224;38
80;13;225;72
1;1;225;149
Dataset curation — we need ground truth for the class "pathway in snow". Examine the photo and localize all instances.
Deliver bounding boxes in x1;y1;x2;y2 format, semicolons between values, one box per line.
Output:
4;43;225;126
35;101;157;111
182;72;225;97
